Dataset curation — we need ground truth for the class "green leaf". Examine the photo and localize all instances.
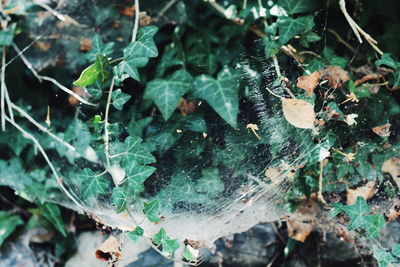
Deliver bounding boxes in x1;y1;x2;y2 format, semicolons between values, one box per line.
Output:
392;244;400;258
87;34;114;61
196;168;224;198
363;215;386;239
0;211;23;247
112;136;156;166
278;0;316;15
112;89;131;111
342;196;370;230
79;168;109;199
0;23;17;46
124;163;156;193
373;248;397;267
116;57;149;82
153;228;166;245
127;226;144;242
95;54;111;82
143;199;160;223
74;55;111;87
375;53;397;69
40;203;67;237
144;69;193;120
278;16;314;45
161;237;180;255
183;246;196;261
112;186;129;213
124;26;159;59
193;68;239;128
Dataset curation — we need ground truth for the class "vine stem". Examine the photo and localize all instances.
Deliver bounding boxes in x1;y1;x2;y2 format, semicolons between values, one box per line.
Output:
103;78;115;169
1;45;6;130
131;0;140;42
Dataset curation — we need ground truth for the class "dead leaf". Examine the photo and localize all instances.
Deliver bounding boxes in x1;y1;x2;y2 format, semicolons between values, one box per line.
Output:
372;123;391;137
282;98;315;129
68;86;90;106
95;236;121;262
320;66;349;88
80;39;92;52
178;98;196;116
246;123;261;139
287;200;319;242
139;12;152;26
35;41;52;52
118;5;135;17
382;157;400;189
296;71;321;97
346;181;377;205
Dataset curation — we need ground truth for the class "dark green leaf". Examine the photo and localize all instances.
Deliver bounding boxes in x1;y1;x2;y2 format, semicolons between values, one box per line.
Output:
161;237;180;255
0;23;17;46
153;228;166;245
279;0;316;15
373;248;397;267
112;89;131;111
0;211;23;247
392;243;400;258
79;168;109;199
40;203;67;237
278;16;314;45
128;226;144;242
87;35;114;61
124;26;159;59
143;199;160;223
342;196;370;230
112;136;156;166
112;186;129;213
124;163;156;193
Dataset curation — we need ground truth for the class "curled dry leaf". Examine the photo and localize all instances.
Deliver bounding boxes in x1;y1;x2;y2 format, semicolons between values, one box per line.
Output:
296;71;321;97
346;181;377;205
372;123;391;137
95;236;121;262
178;98;196;116
282;98;315;129
382;157;400;189
140;12;152;26
320;65;349;88
80;39;92;52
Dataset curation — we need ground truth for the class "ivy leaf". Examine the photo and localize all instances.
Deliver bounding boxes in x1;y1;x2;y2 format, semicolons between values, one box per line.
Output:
124;163;156;193
127;226;144;242
40;203;67;237
392;244;400;258
193;67;239;128
0;23;17;46
161;237;180;255
112;136;156;166
87;34;114;61
375;53;397;69
153;228;166;245
278;16;313;45
0;211;23;247
183;246;196;261
342;196;370;230
124;26;159;59
74;55;111;87
79;168;109;199
116;57;149;82
112;89;131;111
278;0;316;15
363;214;386;239
112;186;130;213
143;199;160;223
144;69;193;120
373;248;397;267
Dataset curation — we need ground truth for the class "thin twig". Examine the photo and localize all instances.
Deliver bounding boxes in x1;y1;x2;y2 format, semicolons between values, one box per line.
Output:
155;0;179;21
5;115;84;212
327;29;356;53
205;0;244;24
33;0;82;27
339;0;383;55
318;160;327;205
272;54;296;99
12;43;42;81
131;0;140;42
10;103;76;151
1;46;6;130
104;78;115;169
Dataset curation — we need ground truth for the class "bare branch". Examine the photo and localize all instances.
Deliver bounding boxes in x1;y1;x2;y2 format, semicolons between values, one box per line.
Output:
131;0;140;42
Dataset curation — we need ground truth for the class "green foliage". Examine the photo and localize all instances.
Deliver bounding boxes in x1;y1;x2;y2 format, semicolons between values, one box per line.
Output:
278;16;313;45
127;226;144;242
112;89;131;111
143;199;160;223
152;228;180;255
40;203;67;237
79;168;109;200
0;211;23;247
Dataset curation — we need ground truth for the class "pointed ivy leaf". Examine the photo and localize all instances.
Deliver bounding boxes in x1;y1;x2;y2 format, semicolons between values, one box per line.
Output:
116;57;149;82
40;203;67;237
112;186;130;213
193;67;239;128
124;26;159;59
392;244;400;258
112;89;131;111
86;80;104;100
79;168;109;199
278;16;313;45
144;69;193;120
0;211;23;247
278;0;316;15
124;163;156;193
153;228;167;246
112;136;156;166
373;248;397;267
162;237;180;255
128;226;144;242
87;34;114;61
342;196;370;230
183;246;195;261
73;64;98;87
375;53;397;69
127;117;153;137
328;202;344;218
363;214;386;239
95;54;111;82
143;199;160;223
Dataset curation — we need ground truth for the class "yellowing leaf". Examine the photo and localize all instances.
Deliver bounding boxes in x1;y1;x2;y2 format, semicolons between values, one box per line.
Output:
296;71;320;97
282;98;315;129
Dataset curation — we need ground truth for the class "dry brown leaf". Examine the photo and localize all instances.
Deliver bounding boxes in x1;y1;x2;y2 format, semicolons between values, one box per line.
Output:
80;39;92;52
35;41;52;52
118;5;135;17
95;236;121;262
372;123;391;137
320;66;349;88
178;98;196;116
346;181;377;205
287;220;313;242
139;12;152;26
382;157;400;189
296;71;321;97
282;98;315;129
68;86;90;106
387;208;400;223
287;200;319;242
